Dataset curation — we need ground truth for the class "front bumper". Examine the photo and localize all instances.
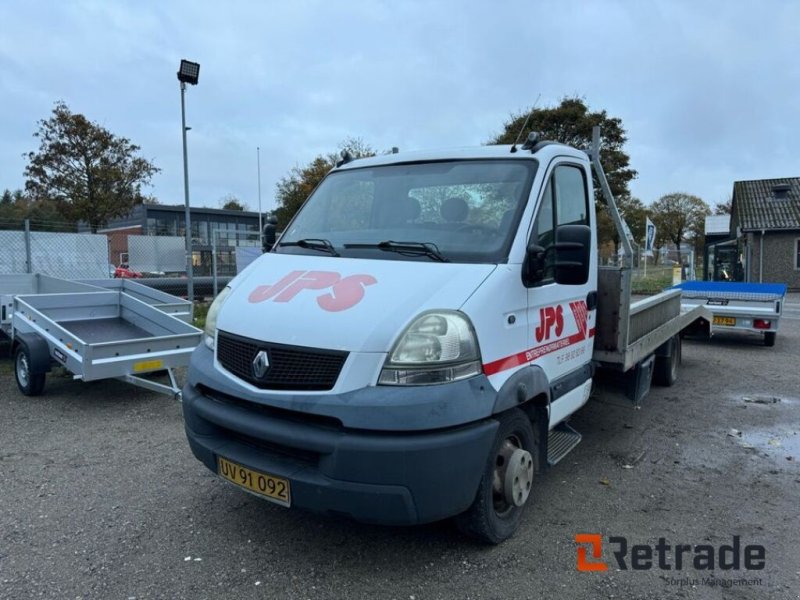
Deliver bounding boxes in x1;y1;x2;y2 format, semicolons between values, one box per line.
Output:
183;382;498;524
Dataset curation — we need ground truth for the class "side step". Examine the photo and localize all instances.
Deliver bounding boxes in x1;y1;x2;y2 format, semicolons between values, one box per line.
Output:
547;422;582;466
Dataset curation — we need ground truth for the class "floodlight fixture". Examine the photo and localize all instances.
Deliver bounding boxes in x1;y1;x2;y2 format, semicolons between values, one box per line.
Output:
177;59;200;85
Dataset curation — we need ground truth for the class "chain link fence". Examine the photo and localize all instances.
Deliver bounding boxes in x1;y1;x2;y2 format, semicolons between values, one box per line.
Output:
210;229;262;296
0;219;111;279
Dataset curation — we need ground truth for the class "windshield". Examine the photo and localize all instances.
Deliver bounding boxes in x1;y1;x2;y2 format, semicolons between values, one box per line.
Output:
276;159;537;263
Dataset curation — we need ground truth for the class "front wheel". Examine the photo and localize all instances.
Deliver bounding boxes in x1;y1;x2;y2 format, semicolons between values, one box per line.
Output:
14;344;46;396
456;408;536;544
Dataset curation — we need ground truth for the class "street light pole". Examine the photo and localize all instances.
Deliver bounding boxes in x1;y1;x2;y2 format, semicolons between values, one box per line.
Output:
180;80;194;312
177;59;199;311
257;146;263;247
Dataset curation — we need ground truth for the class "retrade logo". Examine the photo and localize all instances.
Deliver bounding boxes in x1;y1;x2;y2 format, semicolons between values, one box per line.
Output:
575;534;766;572
248;270;377;312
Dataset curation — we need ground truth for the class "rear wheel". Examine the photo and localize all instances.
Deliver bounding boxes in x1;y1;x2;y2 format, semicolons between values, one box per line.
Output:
654;335;680;387
764;332;776;347
14;344;46;396
456;409;536;544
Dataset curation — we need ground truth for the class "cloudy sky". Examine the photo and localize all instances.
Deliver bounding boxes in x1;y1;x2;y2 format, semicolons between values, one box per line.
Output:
1;0;798;213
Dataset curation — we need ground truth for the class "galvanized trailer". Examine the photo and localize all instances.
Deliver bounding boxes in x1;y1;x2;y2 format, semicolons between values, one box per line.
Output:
1;275;201;398
672;281;786;346
79;278;193;323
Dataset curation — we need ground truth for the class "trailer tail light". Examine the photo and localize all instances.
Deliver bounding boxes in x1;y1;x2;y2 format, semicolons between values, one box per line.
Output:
753;319;771;330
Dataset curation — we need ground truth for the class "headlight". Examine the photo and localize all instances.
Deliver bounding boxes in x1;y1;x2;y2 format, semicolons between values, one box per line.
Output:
378;311;482;386
204;286;232;349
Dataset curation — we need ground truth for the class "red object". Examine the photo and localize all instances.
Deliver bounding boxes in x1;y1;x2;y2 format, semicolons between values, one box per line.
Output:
753;319;771;330
114;265;142;279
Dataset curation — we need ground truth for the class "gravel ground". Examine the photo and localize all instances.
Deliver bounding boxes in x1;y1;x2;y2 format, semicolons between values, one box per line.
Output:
1;300;799;599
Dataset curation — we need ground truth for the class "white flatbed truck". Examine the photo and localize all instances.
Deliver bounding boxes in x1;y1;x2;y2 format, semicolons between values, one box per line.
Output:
182;127;709;542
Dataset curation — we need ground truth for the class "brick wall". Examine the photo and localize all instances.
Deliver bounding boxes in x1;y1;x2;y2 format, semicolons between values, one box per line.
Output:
101;226;142;266
745;231;800;290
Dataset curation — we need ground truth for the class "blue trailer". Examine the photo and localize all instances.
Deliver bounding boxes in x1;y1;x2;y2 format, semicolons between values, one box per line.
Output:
673;281;787;346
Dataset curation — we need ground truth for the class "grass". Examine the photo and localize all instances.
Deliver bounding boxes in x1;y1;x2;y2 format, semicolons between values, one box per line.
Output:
631;265;676;295
193;301;210;330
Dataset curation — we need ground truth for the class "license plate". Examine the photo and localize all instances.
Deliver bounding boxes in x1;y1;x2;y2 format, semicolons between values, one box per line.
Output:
133;359;163;373
217;456;291;507
713;316;736;326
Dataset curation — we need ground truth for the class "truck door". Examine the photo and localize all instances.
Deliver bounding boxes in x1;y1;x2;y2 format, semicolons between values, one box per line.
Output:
526;162;596;426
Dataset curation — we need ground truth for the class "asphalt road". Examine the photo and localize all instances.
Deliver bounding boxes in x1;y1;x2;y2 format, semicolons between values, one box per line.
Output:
1;303;799;599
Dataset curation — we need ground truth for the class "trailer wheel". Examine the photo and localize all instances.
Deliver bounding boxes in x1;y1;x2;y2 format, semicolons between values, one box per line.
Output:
764;332;776;347
14;344;46;396
654;335;681;387
455;409;536;544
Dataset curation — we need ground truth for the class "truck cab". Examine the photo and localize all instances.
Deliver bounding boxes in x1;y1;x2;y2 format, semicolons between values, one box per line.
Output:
182;140;618;542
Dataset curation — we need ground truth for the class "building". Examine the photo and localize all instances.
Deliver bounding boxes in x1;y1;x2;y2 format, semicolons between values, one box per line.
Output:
702;214;735;282
707;177;800;289
93;204;265;276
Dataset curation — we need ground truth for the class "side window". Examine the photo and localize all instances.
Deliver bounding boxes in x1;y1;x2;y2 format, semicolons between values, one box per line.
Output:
531;179;556;282
554;165;589;227
530;165;589;286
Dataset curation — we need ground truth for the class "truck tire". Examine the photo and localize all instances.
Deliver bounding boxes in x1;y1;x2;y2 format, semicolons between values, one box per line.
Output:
764;332;776;347
653;335;680;387
455;409;536;544
14;344;46;396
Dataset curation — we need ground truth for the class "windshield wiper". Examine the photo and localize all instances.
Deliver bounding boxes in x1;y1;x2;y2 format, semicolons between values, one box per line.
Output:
278;238;340;257
344;240;449;262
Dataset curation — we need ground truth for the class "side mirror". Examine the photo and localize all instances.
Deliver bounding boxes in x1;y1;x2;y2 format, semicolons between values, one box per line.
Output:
522;243;547;287
553;224;591;285
262;215;278;252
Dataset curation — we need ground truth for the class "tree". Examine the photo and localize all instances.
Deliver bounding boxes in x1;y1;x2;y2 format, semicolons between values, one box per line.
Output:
714;196;732;215
489;97;637;205
274;138;374;228
490;98;637;256
24;101;160;232
220;194;246;211
650;193;711;255
0;188;74;231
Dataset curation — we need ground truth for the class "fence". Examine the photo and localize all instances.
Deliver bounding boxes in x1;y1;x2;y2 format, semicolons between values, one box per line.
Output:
0;219;111;279
128;235;186;274
211;228;262;296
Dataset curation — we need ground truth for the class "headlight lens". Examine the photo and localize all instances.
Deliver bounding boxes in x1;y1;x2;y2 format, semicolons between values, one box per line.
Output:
203;286;232;349
378;311;482;385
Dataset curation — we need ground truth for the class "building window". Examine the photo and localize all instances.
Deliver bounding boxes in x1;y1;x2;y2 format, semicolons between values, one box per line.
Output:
796;238;800;270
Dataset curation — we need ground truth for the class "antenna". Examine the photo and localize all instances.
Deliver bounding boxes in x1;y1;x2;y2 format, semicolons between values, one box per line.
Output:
510;93;541;153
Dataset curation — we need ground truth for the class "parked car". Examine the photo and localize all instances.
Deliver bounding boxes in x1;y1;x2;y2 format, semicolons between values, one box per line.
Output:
113;264;142;279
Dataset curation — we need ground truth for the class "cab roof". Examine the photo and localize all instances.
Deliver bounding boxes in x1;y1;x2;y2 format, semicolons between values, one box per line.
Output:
333;143;589;171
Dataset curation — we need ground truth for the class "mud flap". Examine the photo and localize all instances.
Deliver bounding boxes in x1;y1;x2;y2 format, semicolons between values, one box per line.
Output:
625;354;655;404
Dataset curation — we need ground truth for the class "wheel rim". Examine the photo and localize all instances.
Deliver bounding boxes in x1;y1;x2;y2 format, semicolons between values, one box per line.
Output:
16;352;30;388
491;434;533;516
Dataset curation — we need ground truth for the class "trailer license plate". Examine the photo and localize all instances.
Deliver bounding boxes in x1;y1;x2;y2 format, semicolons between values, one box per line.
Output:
217;456;291;507
133;359;163;373
713;316;736;326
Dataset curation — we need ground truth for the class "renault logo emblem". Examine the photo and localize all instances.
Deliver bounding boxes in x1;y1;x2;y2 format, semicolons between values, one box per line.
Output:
252;350;270;378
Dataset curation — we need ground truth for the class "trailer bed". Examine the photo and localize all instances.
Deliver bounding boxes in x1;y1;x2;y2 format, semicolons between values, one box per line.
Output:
61;317;154;343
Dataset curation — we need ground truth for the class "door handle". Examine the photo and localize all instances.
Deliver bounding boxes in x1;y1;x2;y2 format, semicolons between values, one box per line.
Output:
586;291;597;310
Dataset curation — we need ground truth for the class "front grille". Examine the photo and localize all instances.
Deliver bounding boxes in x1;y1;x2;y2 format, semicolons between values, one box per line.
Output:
217;331;348;391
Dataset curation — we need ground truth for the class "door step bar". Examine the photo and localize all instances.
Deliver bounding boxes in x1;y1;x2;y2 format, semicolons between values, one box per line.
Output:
547;422;582;466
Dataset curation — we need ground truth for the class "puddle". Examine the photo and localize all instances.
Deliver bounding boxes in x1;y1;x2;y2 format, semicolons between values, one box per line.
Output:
737;428;800;462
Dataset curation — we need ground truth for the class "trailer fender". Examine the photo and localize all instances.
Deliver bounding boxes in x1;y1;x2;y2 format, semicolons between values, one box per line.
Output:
13;333;52;374
491;365;551;415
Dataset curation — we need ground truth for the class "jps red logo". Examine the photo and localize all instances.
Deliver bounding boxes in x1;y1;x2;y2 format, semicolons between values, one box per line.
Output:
248;270;377;312
535;304;564;342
